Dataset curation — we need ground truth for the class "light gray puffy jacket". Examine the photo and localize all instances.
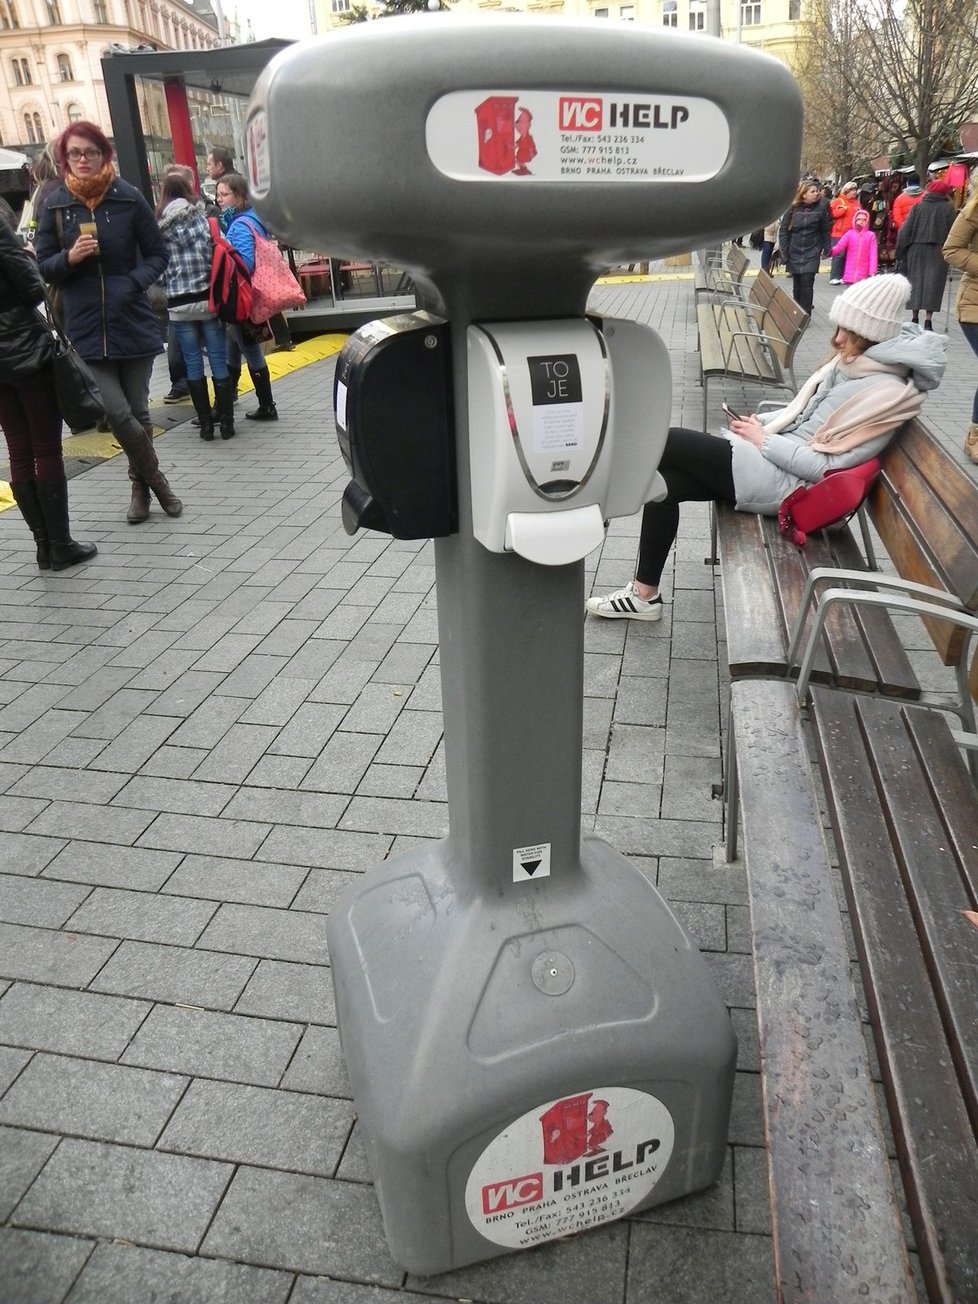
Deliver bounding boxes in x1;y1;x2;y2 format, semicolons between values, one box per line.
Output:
728;324;946;514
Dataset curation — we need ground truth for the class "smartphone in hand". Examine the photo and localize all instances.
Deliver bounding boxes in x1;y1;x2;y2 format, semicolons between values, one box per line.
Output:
722;402;743;422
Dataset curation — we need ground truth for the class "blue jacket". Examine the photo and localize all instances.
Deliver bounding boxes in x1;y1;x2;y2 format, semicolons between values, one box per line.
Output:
35;176;167;362
225;207;269;275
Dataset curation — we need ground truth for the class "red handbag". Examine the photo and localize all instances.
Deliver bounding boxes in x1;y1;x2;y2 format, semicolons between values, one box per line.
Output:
778;459;882;547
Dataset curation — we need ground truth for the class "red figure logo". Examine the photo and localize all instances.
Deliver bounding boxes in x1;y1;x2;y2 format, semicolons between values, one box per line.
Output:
540;1092;614;1165
475;95;538;177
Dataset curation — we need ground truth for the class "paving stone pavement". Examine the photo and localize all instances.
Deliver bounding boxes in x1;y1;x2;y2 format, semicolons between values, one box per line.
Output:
2;263;972;1304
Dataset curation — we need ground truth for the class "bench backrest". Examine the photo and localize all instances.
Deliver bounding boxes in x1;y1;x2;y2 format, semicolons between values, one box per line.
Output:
871;419;978;666
763;287;808;363
746;268;777;315
726;243;749;283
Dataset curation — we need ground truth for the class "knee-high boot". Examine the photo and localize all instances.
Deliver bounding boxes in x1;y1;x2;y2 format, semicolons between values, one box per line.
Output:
245;367;278;421
187;378;214;441
10;479;51;569
116;418;183;519
205;366;239;422
33;476;98;571
214;377;236;440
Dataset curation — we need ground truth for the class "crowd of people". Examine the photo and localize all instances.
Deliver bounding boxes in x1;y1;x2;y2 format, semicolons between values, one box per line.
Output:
0;121;288;569
754;163;978;465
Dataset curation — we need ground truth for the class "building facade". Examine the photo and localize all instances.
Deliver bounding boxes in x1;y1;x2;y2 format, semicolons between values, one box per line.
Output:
0;0;222;153
312;0;807;70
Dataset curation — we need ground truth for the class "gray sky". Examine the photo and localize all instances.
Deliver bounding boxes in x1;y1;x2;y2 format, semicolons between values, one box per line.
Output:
224;0;315;42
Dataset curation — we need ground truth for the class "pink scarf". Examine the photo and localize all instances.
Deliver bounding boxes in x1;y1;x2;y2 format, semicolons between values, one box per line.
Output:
764;355;923;454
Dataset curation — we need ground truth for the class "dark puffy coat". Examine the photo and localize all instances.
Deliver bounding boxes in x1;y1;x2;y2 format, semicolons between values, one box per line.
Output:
34;176;167;363
0;214;55;384
895;191;956;312
779;200;831;274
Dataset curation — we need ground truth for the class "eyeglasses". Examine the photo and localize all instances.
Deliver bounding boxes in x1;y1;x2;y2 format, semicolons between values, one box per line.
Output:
66;148;102;162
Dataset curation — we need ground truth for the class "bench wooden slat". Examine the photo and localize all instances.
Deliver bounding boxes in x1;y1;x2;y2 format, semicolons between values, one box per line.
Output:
768;525;920;696
810;688;978;1304
731;679;918;1304
871;434;978;622
717;504;920;695
717;511;791;678
889;707;978;1133
764;525;887;690
895;425;978;603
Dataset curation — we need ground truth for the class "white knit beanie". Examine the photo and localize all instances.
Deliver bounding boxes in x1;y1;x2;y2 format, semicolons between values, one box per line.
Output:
829;274;911;342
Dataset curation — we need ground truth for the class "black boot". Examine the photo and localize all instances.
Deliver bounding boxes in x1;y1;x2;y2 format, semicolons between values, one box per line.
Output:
245;367;278;421
187;378;214;441
33;477;98;571
10;479;51;568
214;377;236;440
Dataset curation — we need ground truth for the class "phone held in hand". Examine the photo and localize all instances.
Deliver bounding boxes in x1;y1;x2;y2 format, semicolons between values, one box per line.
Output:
722;402;743;422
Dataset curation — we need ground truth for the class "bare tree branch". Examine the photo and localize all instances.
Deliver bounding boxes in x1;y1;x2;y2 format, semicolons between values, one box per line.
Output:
796;0;978;178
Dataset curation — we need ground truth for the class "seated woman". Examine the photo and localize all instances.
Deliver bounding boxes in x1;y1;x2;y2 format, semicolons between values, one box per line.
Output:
587;275;945;622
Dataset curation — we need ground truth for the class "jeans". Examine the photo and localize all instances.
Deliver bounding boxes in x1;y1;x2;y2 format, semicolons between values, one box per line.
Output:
961;320;978;423
0;364;65;482
226;324;267;376
173;317;229;382
829;252;847;282
166;318;187;386
636;428;736;587
760;241;775;273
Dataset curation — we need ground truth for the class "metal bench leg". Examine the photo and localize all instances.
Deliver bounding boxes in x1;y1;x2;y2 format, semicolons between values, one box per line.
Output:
723;695;740;862
856;505;879;571
706;500;718;566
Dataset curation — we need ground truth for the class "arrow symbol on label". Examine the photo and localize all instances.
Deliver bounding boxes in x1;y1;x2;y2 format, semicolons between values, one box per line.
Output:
521;859;542;875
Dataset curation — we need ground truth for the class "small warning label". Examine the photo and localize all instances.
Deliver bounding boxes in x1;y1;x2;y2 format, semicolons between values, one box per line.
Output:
513;842;551;882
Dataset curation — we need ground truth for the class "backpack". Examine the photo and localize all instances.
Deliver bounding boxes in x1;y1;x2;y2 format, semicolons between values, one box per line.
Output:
778;459;882;547
239;217;306;323
207;216;253;325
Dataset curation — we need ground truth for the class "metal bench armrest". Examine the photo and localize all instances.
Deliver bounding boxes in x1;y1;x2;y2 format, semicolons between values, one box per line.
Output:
786;569;966;672
794;589;978;724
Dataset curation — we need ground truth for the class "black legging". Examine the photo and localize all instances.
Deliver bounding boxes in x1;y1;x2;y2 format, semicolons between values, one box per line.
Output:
791;271;816;316
636;427;736;587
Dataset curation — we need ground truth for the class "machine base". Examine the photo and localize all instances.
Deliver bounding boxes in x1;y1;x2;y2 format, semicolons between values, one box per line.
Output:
326;832;737;1275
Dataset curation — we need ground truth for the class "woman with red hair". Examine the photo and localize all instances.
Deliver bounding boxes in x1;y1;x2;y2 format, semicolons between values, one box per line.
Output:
35;121;183;523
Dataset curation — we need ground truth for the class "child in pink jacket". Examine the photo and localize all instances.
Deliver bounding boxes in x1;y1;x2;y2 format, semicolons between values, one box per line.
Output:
831;209;878;284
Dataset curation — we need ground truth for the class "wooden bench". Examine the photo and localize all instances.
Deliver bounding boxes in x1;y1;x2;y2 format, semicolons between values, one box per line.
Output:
697;271;809;429
718;419;978;1303
693;242;750;301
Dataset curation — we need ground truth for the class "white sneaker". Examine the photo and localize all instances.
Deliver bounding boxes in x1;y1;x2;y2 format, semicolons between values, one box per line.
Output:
828;278;842;285
586;582;663;621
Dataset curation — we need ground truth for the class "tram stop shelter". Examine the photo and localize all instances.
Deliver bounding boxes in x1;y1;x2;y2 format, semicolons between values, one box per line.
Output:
100;39;417;332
